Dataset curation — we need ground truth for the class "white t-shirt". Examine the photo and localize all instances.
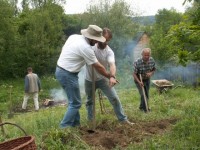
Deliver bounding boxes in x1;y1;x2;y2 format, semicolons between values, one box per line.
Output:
57;35;98;72
85;44;115;81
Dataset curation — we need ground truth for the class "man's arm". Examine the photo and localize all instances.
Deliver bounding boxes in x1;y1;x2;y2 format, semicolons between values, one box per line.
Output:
109;62;116;77
92;62;117;87
92;62;110;78
133;72;144;87
109;62;118;86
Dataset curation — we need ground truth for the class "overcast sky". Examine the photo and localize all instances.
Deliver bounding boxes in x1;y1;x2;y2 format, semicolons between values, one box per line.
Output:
64;0;191;16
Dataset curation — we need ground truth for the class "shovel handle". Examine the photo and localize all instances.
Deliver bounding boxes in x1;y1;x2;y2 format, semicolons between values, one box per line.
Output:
139;74;149;112
92;67;96;130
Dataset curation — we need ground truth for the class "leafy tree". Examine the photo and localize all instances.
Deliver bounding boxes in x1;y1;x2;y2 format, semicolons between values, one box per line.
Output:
62;14;82;37
150;9;183;66
166;1;200;65
0;0;18;78
81;0;138;59
15;2;65;76
155;8;183;34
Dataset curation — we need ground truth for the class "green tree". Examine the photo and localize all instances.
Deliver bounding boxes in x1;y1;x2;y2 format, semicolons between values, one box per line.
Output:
155;8;183;34
15;2;65;76
0;0;18;78
150;9;183;66
62;14;82;37
81;0;138;59
166;1;200;65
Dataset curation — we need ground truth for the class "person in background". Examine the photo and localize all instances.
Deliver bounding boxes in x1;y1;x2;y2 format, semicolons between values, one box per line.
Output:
85;28;134;126
133;48;156;112
22;67;41;111
55;25;118;128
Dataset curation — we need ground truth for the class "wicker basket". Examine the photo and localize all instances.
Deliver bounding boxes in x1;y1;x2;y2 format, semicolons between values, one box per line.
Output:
0;122;37;150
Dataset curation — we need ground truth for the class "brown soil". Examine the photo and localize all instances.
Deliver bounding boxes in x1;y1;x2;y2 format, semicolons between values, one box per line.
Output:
79;118;178;150
12;105;178;149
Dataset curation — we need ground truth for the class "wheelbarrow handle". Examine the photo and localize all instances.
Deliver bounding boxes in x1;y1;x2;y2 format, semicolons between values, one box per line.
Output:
0;122;27;136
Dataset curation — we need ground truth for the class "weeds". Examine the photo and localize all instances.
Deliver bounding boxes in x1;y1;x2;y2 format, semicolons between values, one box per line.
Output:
0;76;199;149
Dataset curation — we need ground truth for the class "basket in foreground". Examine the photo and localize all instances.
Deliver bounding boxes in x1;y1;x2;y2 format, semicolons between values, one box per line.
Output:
0;136;37;150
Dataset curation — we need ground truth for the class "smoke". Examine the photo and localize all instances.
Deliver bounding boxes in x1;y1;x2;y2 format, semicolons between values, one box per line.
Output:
153;63;200;85
50;88;67;101
78;66;86;95
50;67;86;102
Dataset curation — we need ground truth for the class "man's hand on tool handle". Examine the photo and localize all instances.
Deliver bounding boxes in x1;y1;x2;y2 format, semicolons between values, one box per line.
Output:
109;76;119;87
139;81;144;87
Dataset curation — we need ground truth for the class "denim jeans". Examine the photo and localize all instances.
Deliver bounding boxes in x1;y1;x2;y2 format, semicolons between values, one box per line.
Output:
135;79;150;111
55;67;81;128
85;79;127;122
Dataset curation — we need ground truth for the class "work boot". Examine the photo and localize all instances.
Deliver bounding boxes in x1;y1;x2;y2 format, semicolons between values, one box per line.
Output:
120;120;135;126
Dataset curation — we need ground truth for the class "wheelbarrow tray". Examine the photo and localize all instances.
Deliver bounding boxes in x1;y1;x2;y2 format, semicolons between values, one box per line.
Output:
151;79;174;93
152;79;174;87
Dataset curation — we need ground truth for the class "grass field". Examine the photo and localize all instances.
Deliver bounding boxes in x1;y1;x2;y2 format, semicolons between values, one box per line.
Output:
0;75;199;149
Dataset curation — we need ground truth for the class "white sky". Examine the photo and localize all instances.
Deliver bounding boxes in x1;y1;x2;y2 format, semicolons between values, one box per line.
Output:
64;0;191;16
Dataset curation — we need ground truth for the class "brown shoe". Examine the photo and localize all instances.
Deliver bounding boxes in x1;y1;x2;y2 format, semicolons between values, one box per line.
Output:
120;120;135;126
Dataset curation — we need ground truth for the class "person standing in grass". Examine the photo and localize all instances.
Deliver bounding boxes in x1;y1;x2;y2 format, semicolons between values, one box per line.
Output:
22;67;41;111
133;48;156;112
85;28;134;126
55;25;118;128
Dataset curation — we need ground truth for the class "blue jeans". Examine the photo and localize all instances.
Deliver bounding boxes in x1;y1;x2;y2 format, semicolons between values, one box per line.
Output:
135;79;150;111
55;67;81;128
85;79;127;122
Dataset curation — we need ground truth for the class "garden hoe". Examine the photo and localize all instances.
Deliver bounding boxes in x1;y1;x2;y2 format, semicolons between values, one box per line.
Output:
139;74;149;113
87;66;96;133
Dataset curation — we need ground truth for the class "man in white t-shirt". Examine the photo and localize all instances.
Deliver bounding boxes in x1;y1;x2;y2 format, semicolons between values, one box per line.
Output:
85;28;134;126
55;25;118;128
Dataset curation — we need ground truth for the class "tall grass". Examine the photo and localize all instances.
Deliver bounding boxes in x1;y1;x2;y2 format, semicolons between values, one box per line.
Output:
0;75;199;149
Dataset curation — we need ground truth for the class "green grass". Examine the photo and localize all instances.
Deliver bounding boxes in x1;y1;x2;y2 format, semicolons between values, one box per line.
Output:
0;75;200;149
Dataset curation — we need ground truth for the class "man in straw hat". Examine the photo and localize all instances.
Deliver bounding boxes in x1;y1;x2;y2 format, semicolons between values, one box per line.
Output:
55;25;118;128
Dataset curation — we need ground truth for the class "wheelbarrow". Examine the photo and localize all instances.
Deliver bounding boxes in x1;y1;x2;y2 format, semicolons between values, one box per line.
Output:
151;79;174;93
0;122;37;150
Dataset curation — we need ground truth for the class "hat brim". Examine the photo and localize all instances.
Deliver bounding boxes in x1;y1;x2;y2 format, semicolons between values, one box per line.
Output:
81;29;106;43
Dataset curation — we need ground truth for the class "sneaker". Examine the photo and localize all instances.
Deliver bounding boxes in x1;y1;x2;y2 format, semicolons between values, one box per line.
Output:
120;120;135;126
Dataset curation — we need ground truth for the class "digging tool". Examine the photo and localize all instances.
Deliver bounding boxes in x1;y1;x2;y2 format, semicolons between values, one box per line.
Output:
91;66;96;131
139;74;149;112
87;67;96;133
98;89;103;114
98;90;106;114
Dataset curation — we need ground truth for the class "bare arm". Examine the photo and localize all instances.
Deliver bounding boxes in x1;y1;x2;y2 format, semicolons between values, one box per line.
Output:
109;62;116;77
109;62;118;86
92;62;110;78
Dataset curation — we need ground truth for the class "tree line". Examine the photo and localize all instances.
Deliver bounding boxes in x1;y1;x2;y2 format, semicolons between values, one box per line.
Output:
0;0;199;79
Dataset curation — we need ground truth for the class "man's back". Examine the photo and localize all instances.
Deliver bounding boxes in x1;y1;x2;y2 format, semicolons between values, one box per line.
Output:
57;34;98;73
26;73;39;93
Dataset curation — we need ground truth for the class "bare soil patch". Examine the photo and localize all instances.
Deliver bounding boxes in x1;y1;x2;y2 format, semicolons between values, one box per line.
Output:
79;118;178;150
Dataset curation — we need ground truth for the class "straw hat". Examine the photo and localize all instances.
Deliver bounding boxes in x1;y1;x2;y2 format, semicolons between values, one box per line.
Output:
81;25;106;43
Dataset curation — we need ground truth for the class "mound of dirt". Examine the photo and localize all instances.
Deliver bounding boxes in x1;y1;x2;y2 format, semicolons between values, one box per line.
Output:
79;118;178;149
